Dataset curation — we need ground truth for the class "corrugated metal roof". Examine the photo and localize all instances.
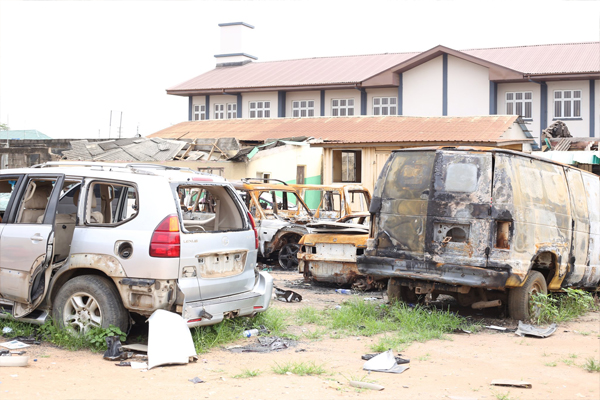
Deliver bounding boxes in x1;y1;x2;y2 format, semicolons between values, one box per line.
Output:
0;130;52;139
63;138;186;162
149;115;525;144
169;52;417;91
168;42;599;92
462;42;600;75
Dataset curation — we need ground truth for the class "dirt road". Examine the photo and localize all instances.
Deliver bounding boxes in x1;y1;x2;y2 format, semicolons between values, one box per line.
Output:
1;271;598;400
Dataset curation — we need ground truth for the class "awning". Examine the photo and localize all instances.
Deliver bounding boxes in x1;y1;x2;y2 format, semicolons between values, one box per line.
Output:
535;151;600;165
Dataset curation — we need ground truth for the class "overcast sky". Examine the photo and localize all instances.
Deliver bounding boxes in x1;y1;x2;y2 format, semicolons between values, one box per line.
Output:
1;0;599;139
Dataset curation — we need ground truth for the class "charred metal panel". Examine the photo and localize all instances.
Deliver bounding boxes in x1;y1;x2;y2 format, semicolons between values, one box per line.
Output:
115;278;175;316
305;261;360;285
581;173;600;287
195;250;247;279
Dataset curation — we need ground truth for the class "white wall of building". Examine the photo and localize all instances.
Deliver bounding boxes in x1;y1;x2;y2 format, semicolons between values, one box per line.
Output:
241;91;278;119
366;88;399;115
247;143;323;183
323;89;361;117
547;80;590;138
596;79;600;138
403;56;444;116
285;91;321;117
497;82;541;143
447;56;489;116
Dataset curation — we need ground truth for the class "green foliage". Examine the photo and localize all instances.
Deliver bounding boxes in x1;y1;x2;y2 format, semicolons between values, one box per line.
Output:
583;357;600;373
272;361;327;376
0;122;9;131
233;369;262;378
530;288;597;324
295;306;322;325
87;325;127;352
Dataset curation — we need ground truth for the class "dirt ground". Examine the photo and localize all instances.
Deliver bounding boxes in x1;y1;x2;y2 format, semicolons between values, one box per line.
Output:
1;270;599;400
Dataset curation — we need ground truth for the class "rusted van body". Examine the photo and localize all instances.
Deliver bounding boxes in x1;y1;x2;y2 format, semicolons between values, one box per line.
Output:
358;147;599;319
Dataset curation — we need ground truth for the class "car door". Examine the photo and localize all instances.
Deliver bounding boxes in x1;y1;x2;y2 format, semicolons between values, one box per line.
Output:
0;174;64;316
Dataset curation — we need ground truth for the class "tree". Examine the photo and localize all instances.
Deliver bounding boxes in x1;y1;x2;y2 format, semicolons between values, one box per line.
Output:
0;123;9;131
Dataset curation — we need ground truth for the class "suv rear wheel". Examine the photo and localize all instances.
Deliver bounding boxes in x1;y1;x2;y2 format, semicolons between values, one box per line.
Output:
53;275;129;333
278;243;301;270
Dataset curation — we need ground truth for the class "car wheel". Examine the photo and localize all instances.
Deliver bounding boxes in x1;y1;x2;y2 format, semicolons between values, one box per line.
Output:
508;270;547;321
278;243;301;270
53;275;129;334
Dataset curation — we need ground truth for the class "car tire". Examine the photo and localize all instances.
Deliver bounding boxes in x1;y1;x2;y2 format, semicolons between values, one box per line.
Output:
278;243;301;270
508;270;547;321
53;275;129;334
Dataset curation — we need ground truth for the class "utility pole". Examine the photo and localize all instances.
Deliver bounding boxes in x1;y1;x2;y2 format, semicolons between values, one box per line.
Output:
118;111;123;139
109;110;112;139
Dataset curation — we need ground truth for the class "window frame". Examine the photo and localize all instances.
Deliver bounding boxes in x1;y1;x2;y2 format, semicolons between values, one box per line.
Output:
214;104;225;120
553;89;582;119
292;100;315;118
226;103;237;119
249;101;271;119
372;97;397;116
84;180;139;227
505;91;533;120
331;98;355;117
193;104;206;121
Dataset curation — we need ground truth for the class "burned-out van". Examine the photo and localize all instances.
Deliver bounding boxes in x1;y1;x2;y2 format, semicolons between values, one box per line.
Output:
358;147;599;320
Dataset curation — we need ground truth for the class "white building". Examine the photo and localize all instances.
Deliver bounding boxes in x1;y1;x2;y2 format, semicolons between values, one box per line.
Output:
166;23;599;146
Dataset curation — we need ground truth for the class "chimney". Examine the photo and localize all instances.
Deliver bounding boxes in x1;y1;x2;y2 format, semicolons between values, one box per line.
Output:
215;22;257;67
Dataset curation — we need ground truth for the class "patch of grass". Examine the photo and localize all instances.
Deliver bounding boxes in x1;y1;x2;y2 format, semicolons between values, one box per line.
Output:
303;328;327;340
493;390;513;400
578;331;591;336
531;288;598;324
0;314;126;352
233;369;262;378
272;361;327;376
542;351;550;357
583;357;600;373
569;353;578;359
417;353;431;361
544;361;557;367
561;357;575;366
295;306;323;325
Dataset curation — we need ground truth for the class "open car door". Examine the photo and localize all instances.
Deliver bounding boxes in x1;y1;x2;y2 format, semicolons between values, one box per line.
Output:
0;174;64;318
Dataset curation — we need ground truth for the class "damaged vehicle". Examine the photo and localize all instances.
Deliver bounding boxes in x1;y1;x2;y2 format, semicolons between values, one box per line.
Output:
232;179;313;270
358;147;599;320
0;162;272;332
291;184;371;221
298;212;384;290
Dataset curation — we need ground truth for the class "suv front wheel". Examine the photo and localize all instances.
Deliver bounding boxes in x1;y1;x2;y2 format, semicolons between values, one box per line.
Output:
53;275;129;333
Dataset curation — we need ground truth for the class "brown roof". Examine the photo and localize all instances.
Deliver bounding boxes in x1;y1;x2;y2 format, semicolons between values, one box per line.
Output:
462;41;600;75
168;42;600;94
149;115;528;145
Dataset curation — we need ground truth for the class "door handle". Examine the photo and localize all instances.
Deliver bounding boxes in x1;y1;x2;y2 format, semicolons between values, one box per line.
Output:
30;235;44;242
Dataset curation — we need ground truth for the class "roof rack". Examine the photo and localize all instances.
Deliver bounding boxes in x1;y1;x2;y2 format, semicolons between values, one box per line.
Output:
31;161;220;178
241;178;289;185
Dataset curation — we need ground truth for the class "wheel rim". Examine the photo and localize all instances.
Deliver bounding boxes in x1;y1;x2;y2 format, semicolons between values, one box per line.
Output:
63;291;103;334
528;281;545;319
278;243;300;270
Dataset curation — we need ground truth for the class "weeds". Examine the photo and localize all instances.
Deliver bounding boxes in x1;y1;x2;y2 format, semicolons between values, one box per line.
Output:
544;361;557;367
530;288;597;324
583;358;600;373
272;361;327;376
233;369;262;378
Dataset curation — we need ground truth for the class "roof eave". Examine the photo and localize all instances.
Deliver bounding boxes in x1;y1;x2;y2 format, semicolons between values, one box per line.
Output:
167;83;362;96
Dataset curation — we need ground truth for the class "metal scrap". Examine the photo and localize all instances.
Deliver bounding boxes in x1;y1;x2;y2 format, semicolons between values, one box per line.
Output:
274;287;302;302
490;379;532;389
227;336;297;353
362;350;410;374
515;321;557;338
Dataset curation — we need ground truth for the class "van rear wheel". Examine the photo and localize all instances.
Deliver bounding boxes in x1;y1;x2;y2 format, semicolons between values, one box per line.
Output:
508;270;547;321
53;275;129;334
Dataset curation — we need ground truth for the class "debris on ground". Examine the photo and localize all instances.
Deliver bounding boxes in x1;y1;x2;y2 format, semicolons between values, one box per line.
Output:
227;336;297;353
115;361;131;367
349;381;385;391
242;325;269;338
9;336;41;345
453;328;472;334
362;350;410;374
0;355;29;367
147;309;197;370
0;340;30;350
103;336;130;361
514;321;557;338
2;327;13;334
490;379;532;388
362;352;410;365
335;289;352;295
121;344;148;353
274;287;302;302
189;377;205;384
484;325;508;332
130;361;148;369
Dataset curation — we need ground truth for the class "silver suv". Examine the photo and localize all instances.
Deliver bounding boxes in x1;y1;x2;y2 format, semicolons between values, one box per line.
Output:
0;162;272;333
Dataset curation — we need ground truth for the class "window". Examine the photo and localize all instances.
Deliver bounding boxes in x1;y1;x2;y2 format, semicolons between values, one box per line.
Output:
249;101;271;118
198;167;224;176
332;99;355;116
86;182;138;225
193;105;206;121
373;97;397;115
292;100;315;118
16;178;55;224
214;104;225;120
554;90;582;118
505;91;533;119
227;103;237;119
332;150;362;183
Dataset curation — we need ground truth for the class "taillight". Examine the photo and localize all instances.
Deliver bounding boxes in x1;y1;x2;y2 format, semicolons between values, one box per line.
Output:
247;212;259;250
150;214;180;257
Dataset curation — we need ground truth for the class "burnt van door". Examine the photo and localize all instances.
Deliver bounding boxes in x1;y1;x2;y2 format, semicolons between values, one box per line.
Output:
428;151;493;268
564;168;591;286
